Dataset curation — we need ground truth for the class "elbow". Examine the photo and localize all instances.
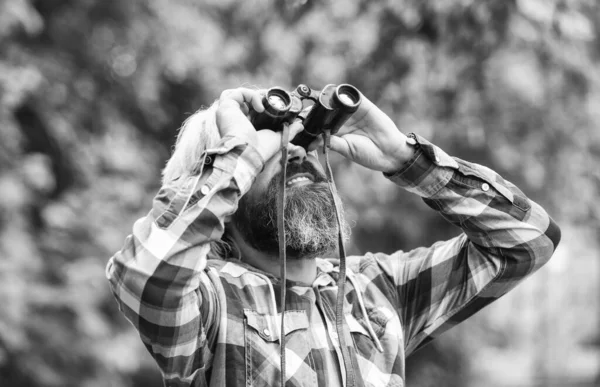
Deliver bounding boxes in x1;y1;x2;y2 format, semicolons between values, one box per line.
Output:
105;256;119;292
537;216;561;266
105;255;127;307
546;216;561;252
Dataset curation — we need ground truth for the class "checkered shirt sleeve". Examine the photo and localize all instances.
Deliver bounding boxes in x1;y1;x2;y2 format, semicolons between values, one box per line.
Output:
105;136;264;384
377;133;561;355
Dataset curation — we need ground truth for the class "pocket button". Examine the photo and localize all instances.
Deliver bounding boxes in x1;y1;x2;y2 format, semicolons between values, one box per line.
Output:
481;183;490;192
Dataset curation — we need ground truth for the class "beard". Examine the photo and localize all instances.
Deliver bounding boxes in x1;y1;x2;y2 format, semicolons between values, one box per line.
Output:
233;160;349;260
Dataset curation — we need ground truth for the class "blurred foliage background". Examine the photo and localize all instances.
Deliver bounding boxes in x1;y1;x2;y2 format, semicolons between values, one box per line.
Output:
0;0;599;386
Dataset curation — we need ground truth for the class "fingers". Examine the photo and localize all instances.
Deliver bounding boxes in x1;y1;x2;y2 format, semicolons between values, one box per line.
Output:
239;103;250;116
328;136;352;158
306;136;324;152
219;88;264;113
305;135;352;157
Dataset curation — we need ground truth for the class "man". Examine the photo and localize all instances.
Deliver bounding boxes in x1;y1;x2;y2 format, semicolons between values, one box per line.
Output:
106;87;561;386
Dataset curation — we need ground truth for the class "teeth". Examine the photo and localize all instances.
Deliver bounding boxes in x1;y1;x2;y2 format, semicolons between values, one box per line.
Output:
286;176;311;186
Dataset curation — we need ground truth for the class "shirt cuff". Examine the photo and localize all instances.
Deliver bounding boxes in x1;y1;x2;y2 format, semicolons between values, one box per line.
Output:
209;135;265;195
384;133;458;198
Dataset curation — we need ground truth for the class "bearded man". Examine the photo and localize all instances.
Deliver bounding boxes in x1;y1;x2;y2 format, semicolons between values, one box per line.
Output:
106;87;560;386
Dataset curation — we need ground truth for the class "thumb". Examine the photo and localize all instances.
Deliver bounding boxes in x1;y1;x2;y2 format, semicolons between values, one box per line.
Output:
307;136;324;152
287;119;304;138
328;135;352;159
216;100;253;138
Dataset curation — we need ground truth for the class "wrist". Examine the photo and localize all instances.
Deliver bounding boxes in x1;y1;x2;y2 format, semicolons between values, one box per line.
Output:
383;135;417;174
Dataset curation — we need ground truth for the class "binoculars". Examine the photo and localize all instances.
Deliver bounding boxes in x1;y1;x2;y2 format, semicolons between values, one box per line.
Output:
249;84;362;149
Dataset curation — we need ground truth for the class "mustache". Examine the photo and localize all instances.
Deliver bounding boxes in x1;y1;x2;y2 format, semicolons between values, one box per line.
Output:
271;160;328;187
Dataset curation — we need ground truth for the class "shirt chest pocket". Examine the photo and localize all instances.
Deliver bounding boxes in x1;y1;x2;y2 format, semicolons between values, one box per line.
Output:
243;309;316;387
347;307;392;354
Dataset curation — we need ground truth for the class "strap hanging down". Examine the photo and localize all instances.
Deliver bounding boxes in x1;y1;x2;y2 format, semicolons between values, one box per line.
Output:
276;127;355;387
322;130;356;387
278;123;290;387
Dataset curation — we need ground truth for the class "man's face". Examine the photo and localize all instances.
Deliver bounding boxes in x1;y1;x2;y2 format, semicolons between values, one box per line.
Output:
232;146;348;260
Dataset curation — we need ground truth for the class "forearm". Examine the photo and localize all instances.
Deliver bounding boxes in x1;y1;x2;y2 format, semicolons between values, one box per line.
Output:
388;133;560;270
105;135;263;375
381;134;560;352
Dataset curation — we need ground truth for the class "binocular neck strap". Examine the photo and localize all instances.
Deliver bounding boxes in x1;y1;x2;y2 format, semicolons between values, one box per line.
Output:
278;123;290;387
276;127;355;387
323;130;356;387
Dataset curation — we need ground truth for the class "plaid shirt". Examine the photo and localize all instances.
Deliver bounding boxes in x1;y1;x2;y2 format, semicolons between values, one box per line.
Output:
106;134;560;387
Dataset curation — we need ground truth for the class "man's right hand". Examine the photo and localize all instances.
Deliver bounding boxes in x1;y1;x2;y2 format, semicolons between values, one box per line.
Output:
216;88;304;162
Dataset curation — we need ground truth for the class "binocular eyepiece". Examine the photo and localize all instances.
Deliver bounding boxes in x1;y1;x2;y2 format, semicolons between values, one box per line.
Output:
249;84;362;149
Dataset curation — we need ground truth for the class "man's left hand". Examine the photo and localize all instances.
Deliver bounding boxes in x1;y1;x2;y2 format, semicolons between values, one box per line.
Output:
310;93;414;174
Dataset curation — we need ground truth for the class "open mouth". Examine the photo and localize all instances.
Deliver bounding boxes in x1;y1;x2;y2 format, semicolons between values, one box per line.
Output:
286;173;314;188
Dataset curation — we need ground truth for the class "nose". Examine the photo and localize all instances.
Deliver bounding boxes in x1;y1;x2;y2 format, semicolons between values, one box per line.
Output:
287;144;307;164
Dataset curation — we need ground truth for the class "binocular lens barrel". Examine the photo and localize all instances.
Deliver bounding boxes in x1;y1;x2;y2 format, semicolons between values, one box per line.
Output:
250;88;293;130
264;88;291;117
268;94;288;111
335;85;361;108
291;84;361;149
250;84;362;149
337;93;355;106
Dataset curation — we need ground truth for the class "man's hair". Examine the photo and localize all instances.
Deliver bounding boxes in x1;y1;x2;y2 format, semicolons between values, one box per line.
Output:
162;102;220;185
162;101;239;260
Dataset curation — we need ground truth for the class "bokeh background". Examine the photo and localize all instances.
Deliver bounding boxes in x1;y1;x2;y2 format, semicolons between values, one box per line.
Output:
1;0;599;386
